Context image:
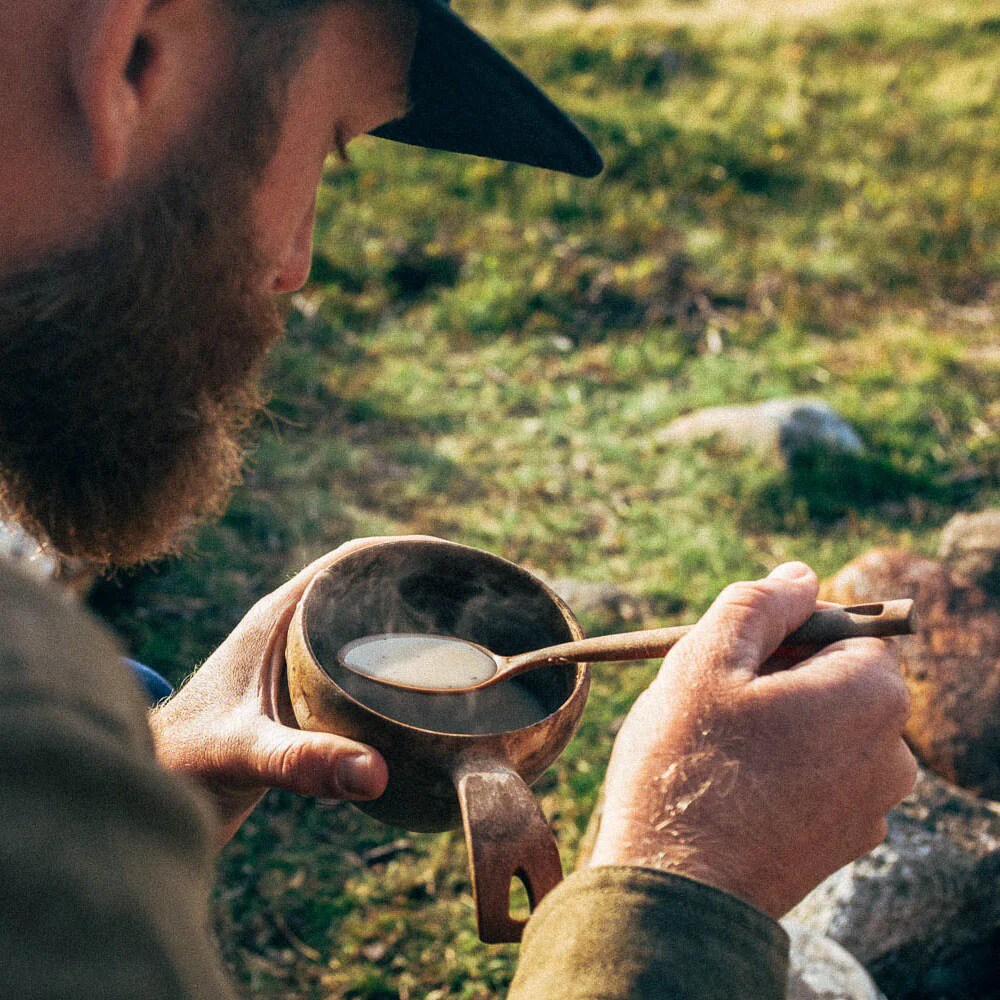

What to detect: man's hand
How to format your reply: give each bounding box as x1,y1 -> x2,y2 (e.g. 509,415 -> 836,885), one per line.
149,538 -> 408,847
589,562 -> 918,919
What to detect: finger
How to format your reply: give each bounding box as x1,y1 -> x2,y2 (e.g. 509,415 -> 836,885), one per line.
663,562 -> 819,681
871,737 -> 919,815
761,638 -> 908,730
760,645 -> 815,673
251,718 -> 388,801
785,634 -> 902,677
752,600 -> 846,673
857,816 -> 889,857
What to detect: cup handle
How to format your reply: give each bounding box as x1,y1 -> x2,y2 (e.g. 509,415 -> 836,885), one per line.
455,762 -> 564,944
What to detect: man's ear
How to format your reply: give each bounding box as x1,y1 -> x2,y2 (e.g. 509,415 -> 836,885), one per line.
68,0 -> 168,182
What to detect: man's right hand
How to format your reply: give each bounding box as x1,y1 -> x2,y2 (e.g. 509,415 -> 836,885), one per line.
588,561 -> 917,919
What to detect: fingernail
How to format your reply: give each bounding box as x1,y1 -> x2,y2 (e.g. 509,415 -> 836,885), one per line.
336,753 -> 378,797
768,561 -> 812,581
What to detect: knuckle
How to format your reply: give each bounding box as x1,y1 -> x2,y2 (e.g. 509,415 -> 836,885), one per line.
266,740 -> 308,786
826,637 -> 891,672
871,741 -> 917,815
867,668 -> 910,727
896,743 -> 919,795
841,816 -> 886,861
844,636 -> 891,661
885,674 -> 912,726
721,580 -> 773,613
835,638 -> 899,685
864,817 -> 889,853
712,583 -> 777,648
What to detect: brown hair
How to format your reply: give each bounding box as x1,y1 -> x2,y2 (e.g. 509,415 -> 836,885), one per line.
0,8 -> 321,567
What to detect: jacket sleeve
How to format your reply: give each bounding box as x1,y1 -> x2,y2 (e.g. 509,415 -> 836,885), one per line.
0,563 -> 236,1000
509,866 -> 789,1000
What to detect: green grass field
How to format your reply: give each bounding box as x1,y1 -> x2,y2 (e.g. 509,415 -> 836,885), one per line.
92,0 -> 998,995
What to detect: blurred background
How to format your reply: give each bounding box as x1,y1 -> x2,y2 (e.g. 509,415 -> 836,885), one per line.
86,0 -> 997,995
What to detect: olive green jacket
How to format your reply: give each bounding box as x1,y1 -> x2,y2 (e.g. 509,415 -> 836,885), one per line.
0,560 -> 788,997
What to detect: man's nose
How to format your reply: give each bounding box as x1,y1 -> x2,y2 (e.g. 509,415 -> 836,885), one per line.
272,203 -> 317,294
272,247 -> 313,294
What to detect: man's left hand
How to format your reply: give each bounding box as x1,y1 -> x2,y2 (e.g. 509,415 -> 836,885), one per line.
149,538 -> 403,847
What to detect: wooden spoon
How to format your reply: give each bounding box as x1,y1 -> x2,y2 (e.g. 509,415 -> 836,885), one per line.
337,599 -> 916,695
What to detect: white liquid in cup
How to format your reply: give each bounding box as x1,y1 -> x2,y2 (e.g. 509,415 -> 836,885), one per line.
341,633 -> 498,690
336,632 -> 551,735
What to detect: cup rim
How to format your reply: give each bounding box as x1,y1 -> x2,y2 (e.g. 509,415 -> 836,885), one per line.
295,536 -> 589,739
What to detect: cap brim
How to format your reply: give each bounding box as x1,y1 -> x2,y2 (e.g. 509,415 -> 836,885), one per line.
370,0 -> 602,178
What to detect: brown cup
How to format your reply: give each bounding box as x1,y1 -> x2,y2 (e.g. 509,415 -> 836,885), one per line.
285,537 -> 591,943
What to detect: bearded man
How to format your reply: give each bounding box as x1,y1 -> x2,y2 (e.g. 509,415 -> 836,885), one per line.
0,1 -> 917,997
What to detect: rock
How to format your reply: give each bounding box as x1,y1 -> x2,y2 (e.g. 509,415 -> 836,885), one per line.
787,768 -> 1000,1000
539,577 -> 650,626
939,510 -> 1000,593
784,924 -> 886,1000
823,548 -> 1000,800
657,397 -> 864,463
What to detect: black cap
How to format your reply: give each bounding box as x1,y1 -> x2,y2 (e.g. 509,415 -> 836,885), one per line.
370,0 -> 603,177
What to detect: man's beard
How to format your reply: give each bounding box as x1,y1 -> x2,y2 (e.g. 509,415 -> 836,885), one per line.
0,29 -> 305,569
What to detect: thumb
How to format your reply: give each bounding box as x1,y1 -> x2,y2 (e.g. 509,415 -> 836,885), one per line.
663,562 -> 819,682
249,718 -> 388,801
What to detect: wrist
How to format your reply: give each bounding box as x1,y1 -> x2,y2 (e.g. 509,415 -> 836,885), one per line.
589,843 -> 722,890
588,829 -> 766,914
589,855 -> 773,917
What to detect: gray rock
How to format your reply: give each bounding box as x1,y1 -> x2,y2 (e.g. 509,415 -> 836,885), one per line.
657,397 -> 865,462
939,510 -> 1000,593
784,924 -> 886,1000
787,768 -> 1000,999
539,577 -> 650,625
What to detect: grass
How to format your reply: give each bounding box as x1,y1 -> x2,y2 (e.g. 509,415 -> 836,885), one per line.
91,0 -> 998,995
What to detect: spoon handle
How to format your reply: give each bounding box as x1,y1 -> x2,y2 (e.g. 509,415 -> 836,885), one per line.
502,599 -> 916,678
